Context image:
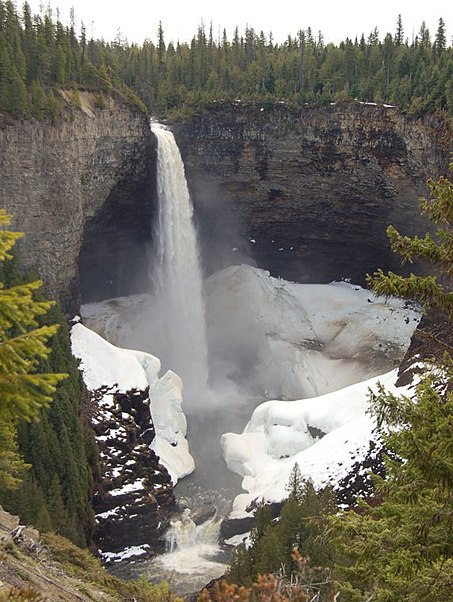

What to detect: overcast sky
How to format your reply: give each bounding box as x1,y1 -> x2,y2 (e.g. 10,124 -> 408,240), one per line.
26,0 -> 451,46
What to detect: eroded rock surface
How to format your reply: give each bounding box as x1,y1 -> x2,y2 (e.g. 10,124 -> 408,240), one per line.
174,102 -> 450,284
0,93 -> 155,312
90,386 -> 176,561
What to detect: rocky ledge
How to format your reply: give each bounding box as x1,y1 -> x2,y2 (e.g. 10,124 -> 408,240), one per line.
88,385 -> 176,562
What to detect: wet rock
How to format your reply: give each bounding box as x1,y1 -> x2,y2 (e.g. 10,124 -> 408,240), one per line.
190,504 -> 217,526
220,502 -> 282,540
87,385 -> 176,558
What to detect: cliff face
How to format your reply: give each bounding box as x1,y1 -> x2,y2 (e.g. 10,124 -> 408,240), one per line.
1,100 -> 449,310
173,102 -> 450,284
89,385 -> 175,560
0,93 -> 155,312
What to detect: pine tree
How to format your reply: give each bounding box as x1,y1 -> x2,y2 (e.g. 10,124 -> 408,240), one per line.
434,18 -> 447,58
395,14 -> 404,46
0,210 -> 66,488
285,461 -> 304,502
368,165 -> 453,319
331,169 -> 453,601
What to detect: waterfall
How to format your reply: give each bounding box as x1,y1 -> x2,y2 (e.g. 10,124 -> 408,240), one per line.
150,123 -> 209,399
145,509 -> 227,593
165,510 -> 222,554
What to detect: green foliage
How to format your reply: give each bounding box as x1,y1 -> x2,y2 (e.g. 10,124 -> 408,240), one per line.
330,170 -> 453,600
227,473 -> 336,587
68,88 -> 81,109
368,164 -> 453,318
0,210 -> 66,489
0,1 -> 144,120
0,211 -> 96,546
6,305 -> 96,546
0,3 -> 451,119
94,91 -> 107,109
330,358 -> 453,601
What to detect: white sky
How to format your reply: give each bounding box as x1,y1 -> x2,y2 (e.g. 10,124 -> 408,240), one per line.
25,1 -> 451,46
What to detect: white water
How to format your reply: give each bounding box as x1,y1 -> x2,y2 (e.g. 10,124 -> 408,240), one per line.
166,509 -> 222,556
150,123 -> 209,399
128,509 -> 228,595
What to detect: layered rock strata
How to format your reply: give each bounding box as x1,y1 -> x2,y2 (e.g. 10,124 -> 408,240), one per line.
0,92 -> 155,312
173,102 -> 450,284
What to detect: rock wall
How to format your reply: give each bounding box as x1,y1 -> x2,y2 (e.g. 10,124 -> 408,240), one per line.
1,99 -> 449,309
89,385 -> 175,560
173,102 -> 451,284
0,92 -> 155,312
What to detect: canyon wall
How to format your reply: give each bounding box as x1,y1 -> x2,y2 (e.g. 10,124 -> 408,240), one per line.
0,99 -> 450,307
173,102 -> 451,284
0,92 -> 155,312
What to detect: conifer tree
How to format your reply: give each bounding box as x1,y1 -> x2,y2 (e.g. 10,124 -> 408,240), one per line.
0,210 -> 66,488
368,165 -> 453,319
331,168 -> 453,601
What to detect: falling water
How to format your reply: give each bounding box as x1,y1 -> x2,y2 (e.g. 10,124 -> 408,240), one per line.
122,509 -> 228,595
150,123 -> 209,399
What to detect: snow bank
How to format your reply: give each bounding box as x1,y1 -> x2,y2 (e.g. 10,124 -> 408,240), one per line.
222,369 -> 405,518
71,323 -> 194,483
205,265 -> 420,399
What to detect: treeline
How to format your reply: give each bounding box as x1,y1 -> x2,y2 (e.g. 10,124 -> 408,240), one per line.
0,1 -> 452,120
0,0 -> 144,119
119,17 -> 453,117
227,467 -> 337,595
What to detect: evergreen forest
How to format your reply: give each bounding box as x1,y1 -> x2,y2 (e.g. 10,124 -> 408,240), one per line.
0,1 -> 452,119
0,214 -> 97,548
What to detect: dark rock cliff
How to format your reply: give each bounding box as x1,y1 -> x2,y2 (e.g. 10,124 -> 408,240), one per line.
1,99 -> 449,310
0,93 -> 156,313
88,385 -> 175,560
173,102 -> 451,285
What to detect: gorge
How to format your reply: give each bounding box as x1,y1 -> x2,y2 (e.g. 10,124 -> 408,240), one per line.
73,119 -> 418,593
1,98 -> 450,311
0,97 -> 450,594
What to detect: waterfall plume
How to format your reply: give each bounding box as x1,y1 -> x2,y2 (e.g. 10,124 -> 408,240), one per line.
150,123 -> 209,400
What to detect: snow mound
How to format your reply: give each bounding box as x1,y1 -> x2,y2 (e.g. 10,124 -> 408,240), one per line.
221,369 -> 407,518
71,323 -> 194,483
205,265 -> 420,399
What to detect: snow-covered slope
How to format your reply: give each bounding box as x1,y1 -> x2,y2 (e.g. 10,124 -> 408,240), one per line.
222,369 -> 407,518
71,322 -> 194,482
205,265 -> 420,399
80,266 -> 420,405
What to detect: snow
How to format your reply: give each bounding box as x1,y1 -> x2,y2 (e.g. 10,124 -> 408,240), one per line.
221,369 -> 407,518
205,265 -> 420,400
96,507 -> 121,520
101,544 -> 151,563
109,480 -> 145,496
71,322 -> 150,392
75,265 -> 420,523
71,323 -> 194,483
